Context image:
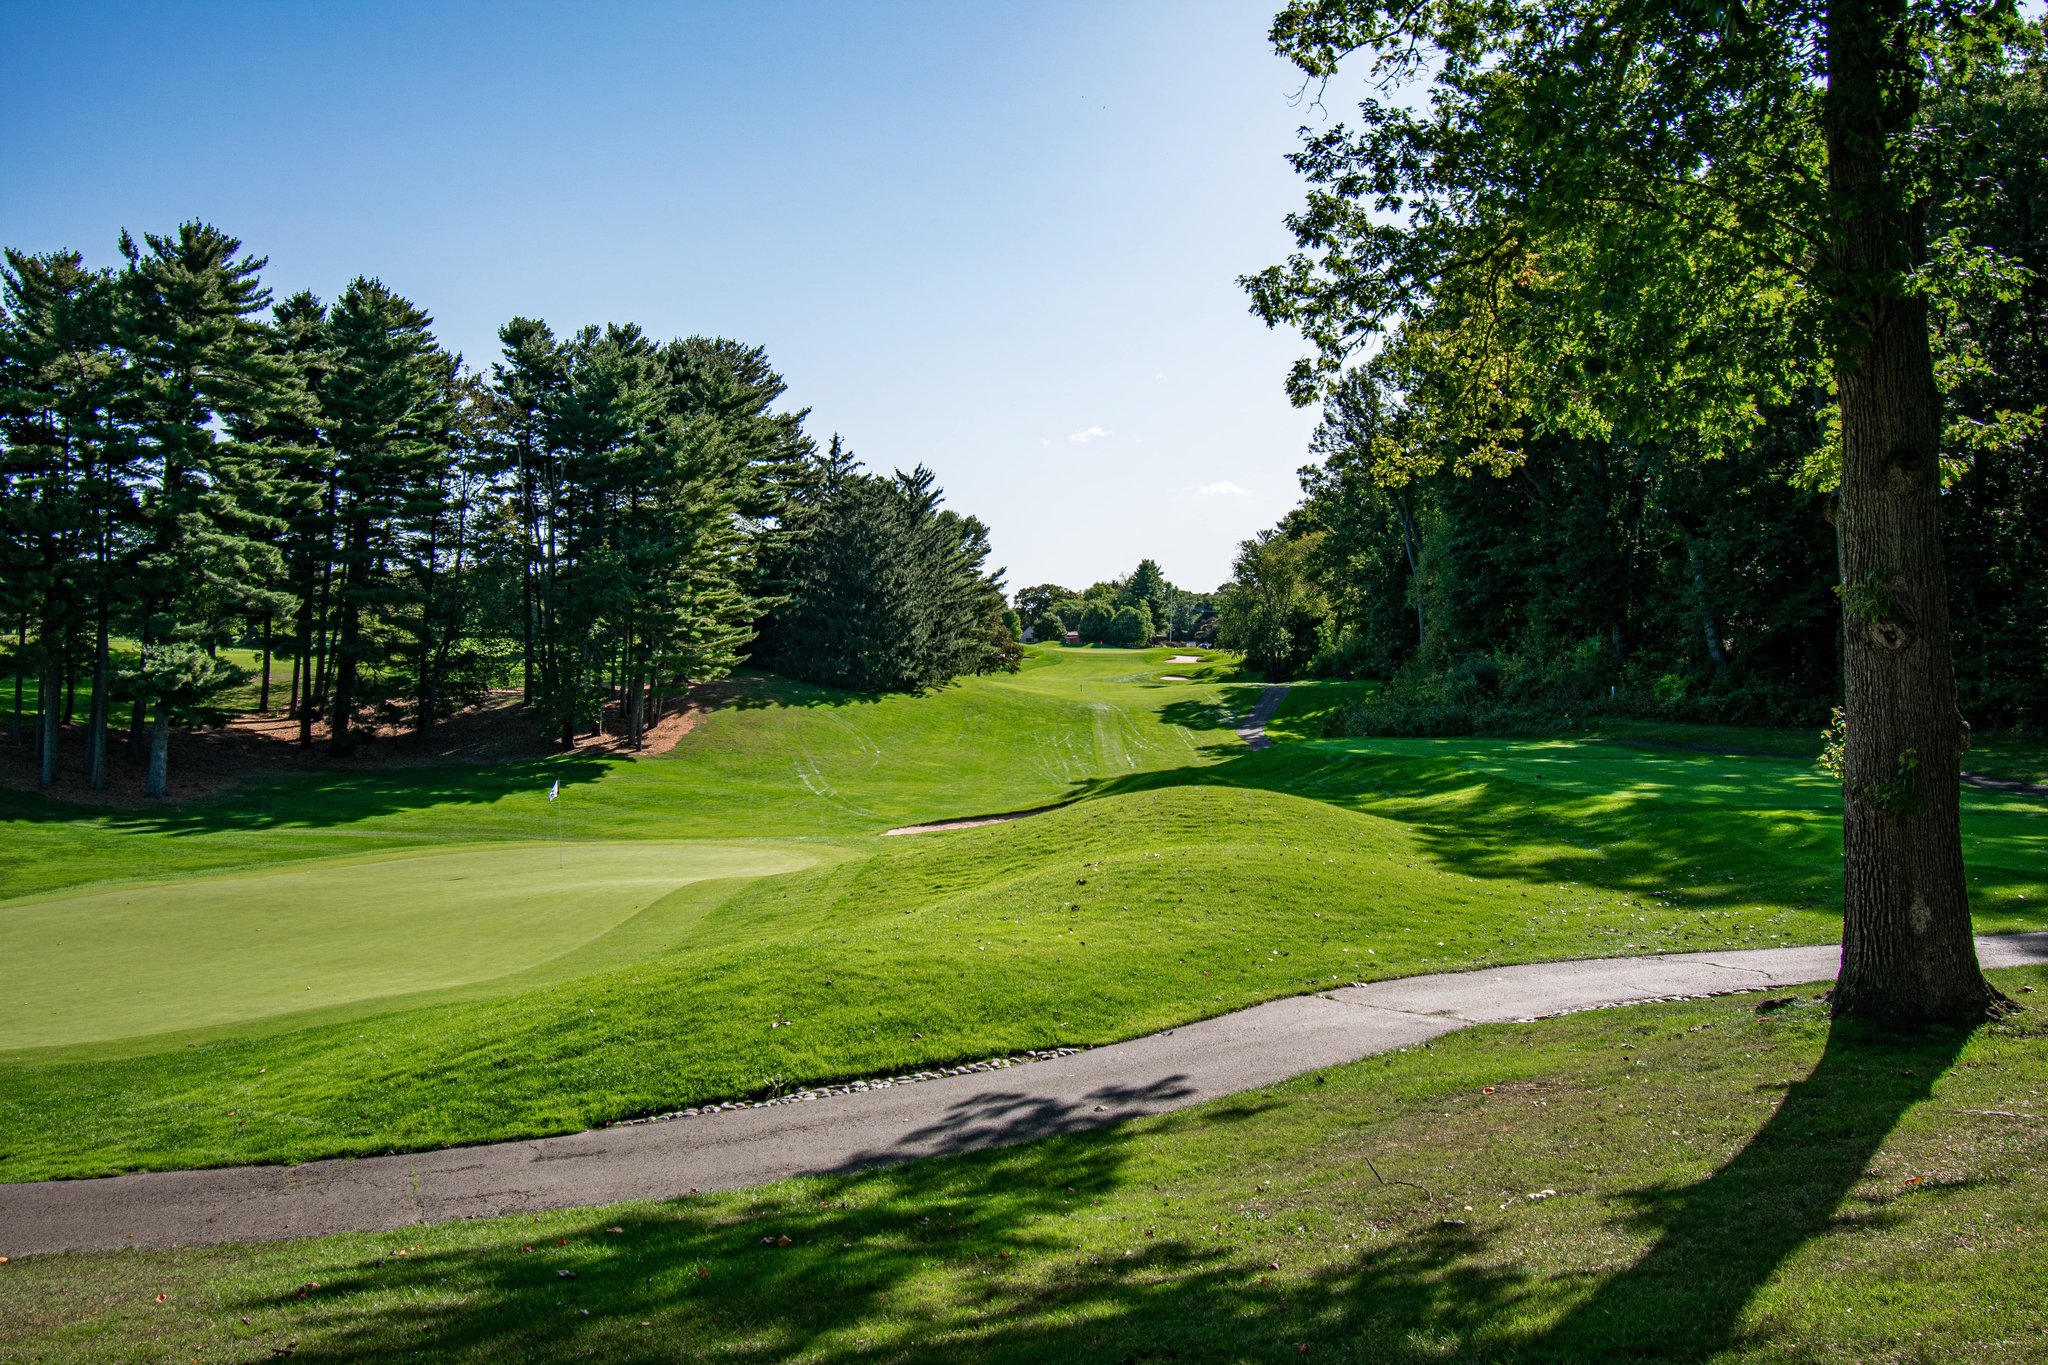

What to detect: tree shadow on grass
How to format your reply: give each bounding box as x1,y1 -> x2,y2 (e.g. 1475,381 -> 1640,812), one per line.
0,751 -> 617,837
215,1020 -> 1975,1363
253,1084 -> 1272,1363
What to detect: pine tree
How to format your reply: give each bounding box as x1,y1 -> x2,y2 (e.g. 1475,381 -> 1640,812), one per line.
0,249 -> 126,788
118,223 -> 285,795
1119,558 -> 1173,637
319,278 -> 455,755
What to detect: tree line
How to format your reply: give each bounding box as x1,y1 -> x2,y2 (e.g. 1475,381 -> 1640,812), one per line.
1,223 -> 1016,794
1243,4 -> 2044,1022
1012,558 -> 1217,648
1225,40 -> 2044,736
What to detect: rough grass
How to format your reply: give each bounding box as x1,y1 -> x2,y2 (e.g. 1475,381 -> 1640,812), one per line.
4,968 -> 2043,1362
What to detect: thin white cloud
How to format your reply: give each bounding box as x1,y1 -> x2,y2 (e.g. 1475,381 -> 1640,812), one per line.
1067,425 -> 1109,443
1197,479 -> 1249,496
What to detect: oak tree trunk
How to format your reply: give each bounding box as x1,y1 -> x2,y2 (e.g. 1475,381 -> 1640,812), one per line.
1825,0 -> 1999,1023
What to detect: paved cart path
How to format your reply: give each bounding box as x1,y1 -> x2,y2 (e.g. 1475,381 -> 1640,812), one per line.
1235,684 -> 1290,751
4,932 -> 2044,1257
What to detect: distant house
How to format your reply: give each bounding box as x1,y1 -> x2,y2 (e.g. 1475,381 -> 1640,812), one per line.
1064,631 -> 1081,646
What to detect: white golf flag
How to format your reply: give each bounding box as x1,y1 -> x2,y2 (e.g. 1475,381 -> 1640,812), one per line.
549,780 -> 560,802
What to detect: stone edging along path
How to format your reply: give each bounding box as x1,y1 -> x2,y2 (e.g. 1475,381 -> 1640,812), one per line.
4,931 -> 2044,1258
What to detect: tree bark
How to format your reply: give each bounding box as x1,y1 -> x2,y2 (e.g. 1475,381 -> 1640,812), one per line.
86,606 -> 110,789
1683,533 -> 1728,675
126,611 -> 151,762
9,618 -> 22,748
146,703 -> 170,799
1393,487 -> 1426,648
38,652 -> 60,787
1824,0 -> 1998,1023
295,592 -> 316,747
258,611 -> 273,714
331,605 -> 360,755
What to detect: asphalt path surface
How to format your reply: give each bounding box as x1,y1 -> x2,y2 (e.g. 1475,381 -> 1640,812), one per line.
6,932 -> 2044,1257
1235,684 -> 1290,751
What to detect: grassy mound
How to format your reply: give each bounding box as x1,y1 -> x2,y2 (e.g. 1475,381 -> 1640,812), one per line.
6,967 -> 2042,1362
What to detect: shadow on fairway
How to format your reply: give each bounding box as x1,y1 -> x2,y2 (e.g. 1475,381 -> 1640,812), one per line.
1071,742 -> 1847,914
0,752 -> 615,837
242,1022 -> 1969,1362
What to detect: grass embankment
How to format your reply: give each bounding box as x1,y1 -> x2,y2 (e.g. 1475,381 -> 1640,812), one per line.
3,649 -> 2045,1180
5,968 -> 2043,1363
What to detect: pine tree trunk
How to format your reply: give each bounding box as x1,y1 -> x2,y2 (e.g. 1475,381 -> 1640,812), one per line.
296,595 -> 316,747
126,612 -> 151,761
259,612 -> 273,713
9,618 -> 22,748
38,653 -> 60,787
330,523 -> 366,756
86,606 -> 110,790
1824,0 -> 1998,1023
331,610 -> 359,755
146,703 -> 170,798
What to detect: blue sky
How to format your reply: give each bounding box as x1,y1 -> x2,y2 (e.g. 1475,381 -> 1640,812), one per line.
1,1 -> 1349,593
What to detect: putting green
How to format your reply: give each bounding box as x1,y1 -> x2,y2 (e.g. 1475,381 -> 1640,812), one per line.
0,841 -> 820,1050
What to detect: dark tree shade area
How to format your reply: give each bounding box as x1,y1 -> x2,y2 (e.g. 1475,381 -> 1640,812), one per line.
0,225 -> 1018,791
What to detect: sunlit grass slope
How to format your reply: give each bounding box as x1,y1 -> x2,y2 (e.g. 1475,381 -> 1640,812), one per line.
3,759 -> 2042,1180
0,841 -> 824,1049
6,968 -> 2043,1363
0,648 -> 1245,902
0,645 -> 2042,1181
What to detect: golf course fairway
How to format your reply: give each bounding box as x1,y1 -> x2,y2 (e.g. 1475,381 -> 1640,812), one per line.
0,840 -> 823,1050
0,647 -> 2042,1182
